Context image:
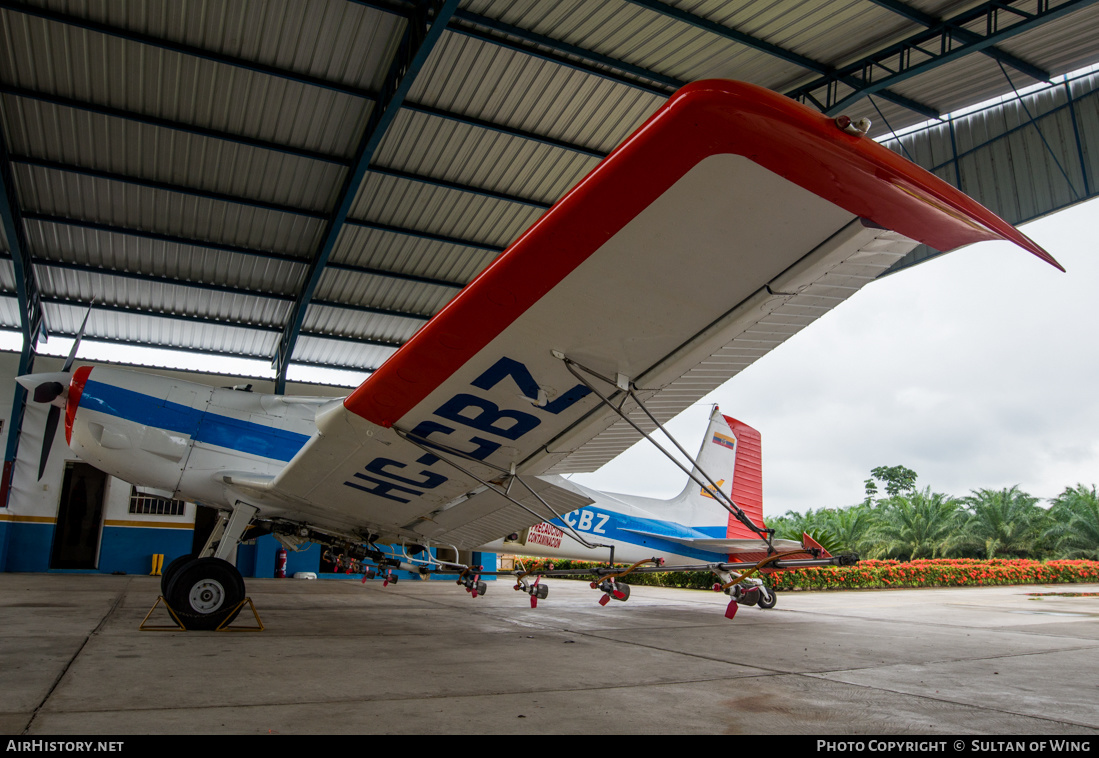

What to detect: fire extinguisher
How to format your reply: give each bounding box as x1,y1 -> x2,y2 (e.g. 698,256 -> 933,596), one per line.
275,547 -> 287,578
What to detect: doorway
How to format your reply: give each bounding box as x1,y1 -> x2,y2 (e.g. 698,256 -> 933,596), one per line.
49,462 -> 107,570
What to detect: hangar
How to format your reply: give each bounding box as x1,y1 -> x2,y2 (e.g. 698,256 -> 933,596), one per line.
0,0 -> 1097,580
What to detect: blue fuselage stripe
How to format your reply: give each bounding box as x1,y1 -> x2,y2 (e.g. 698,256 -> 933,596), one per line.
548,508 -> 727,562
79,380 -> 310,462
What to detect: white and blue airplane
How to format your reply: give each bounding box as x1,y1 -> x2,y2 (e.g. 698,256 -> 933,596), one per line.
15,80 -> 1059,628
478,406 -> 831,612
484,407 -> 785,567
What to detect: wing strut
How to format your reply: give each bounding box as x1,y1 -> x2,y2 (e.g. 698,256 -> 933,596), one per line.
558,354 -> 775,548
392,427 -> 617,560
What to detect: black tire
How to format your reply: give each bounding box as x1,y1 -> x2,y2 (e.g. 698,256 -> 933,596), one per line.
165,557 -> 246,631
757,586 -> 777,609
160,554 -> 196,597
613,582 -> 630,601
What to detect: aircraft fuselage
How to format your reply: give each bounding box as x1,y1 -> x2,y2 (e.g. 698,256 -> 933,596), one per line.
66,365 -> 326,508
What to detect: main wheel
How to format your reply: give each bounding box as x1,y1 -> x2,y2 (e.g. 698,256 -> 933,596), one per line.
160,553 -> 196,597
757,586 -> 777,609
165,557 -> 246,630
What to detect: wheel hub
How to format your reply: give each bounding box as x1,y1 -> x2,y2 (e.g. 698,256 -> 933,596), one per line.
188,579 -> 226,613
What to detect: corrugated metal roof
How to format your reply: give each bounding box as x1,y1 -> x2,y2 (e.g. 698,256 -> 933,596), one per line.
5,97 -> 346,213
43,298 -> 279,357
1,0 -> 1097,383
331,224 -> 496,281
349,169 -> 543,247
25,217 -> 307,293
882,67 -> 1099,273
0,259 -> 14,292
0,294 -> 20,329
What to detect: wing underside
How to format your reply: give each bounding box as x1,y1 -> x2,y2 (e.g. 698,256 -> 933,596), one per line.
257,81 -> 1056,550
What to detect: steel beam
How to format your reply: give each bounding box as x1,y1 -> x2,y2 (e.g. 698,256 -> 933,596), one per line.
449,11 -> 680,96
21,213 -> 476,289
274,0 -> 461,394
626,0 -> 939,119
0,3 -> 605,165
0,106 -> 43,495
0,84 -> 352,167
11,153 -> 540,227
2,82 -> 606,170
867,0 -> 1052,83
35,297 -> 405,350
923,81 -> 1099,175
790,0 -> 1099,117
22,256 -> 436,324
3,326 -> 383,378
0,1 -> 373,101
10,155 -> 329,221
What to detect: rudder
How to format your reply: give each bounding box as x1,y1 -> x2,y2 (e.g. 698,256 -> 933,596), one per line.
721,416 -> 766,539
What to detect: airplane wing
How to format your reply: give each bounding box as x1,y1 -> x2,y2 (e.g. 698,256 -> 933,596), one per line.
252,80 -> 1057,550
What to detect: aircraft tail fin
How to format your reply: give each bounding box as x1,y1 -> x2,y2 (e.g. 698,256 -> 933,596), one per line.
722,416 -> 766,540
672,407 -> 766,538
652,409 -> 836,563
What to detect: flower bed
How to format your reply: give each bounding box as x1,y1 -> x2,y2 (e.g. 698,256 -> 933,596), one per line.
769,558 -> 1099,591
514,557 -> 1099,591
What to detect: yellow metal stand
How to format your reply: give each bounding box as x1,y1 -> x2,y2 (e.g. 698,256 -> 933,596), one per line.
216,598 -> 265,632
138,596 -> 186,631
139,596 -> 264,632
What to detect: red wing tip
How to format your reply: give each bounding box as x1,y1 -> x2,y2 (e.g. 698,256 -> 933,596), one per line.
1042,251 -> 1067,272
1009,232 -> 1063,272
1020,244 -> 1064,272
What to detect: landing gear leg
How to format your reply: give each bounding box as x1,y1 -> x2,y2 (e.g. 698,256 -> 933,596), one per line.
165,503 -> 256,630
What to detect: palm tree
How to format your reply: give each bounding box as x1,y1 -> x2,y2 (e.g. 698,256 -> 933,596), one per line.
955,486 -> 1048,559
867,487 -> 962,560
768,508 -> 845,556
815,503 -> 876,556
1045,484 -> 1099,559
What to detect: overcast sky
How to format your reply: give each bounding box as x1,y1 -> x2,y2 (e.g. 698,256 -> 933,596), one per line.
571,196 -> 1099,518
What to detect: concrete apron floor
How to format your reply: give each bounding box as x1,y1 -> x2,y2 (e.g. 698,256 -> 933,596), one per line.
2,573 -> 1098,735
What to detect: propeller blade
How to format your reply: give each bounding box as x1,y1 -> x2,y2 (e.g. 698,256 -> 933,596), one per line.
38,405 -> 60,480
63,306 -> 93,373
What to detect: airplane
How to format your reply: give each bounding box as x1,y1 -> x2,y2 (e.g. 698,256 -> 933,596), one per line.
477,405 -> 836,616
13,80 -> 1060,630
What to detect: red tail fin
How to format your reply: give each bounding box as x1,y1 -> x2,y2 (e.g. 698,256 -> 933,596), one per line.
722,416 -> 766,539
